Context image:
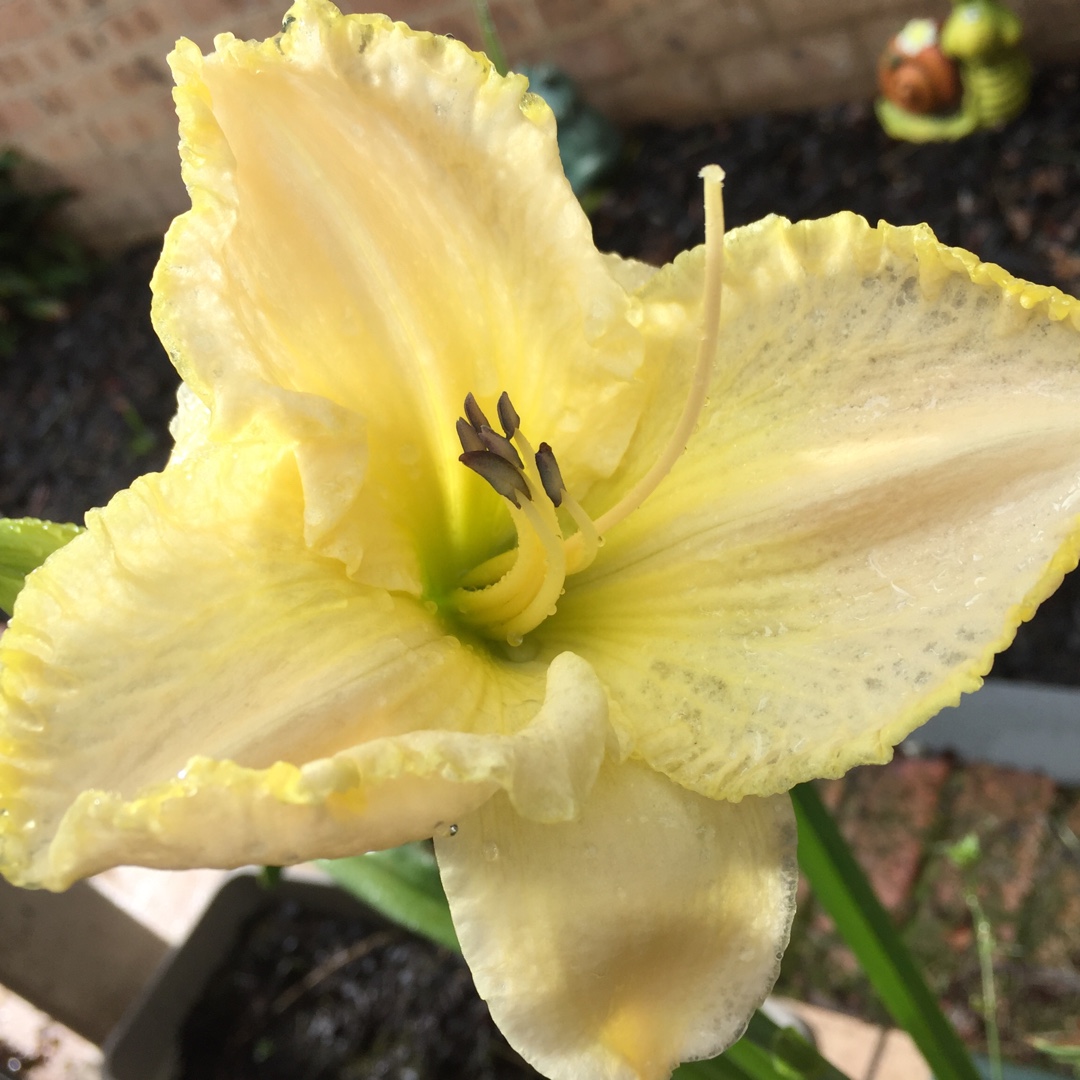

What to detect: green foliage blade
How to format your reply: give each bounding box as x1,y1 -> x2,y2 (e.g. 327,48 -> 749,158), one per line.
674,1055 -> 756,1079
791,782 -> 981,1080
470,0 -> 508,76
319,844 -> 459,952
0,518 -> 82,616
676,1009 -> 852,1080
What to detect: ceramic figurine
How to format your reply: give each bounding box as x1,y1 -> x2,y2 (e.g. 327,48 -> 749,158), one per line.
876,0 -> 1031,141
877,19 -> 962,116
940,0 -> 1031,125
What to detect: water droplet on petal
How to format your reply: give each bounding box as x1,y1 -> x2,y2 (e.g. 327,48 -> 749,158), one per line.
506,633 -> 523,647
483,842 -> 499,862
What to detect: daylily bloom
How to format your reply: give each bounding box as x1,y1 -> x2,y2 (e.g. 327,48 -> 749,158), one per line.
2,2 -> 1080,1077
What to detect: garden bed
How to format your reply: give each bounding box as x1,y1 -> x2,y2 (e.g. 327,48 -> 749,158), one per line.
103,874 -> 538,1080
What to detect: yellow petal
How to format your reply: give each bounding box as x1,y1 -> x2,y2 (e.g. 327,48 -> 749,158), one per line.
167,382 -> 211,462
0,405 -> 609,887
152,0 -> 645,573
436,760 -> 796,1080
551,214 -> 1080,799
31,652 -> 606,890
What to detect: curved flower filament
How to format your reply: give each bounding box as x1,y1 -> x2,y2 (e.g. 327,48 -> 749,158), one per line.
454,166 -> 726,643
453,399 -> 569,642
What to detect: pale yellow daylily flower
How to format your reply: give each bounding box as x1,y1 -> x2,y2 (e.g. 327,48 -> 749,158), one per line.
2,3 -> 1080,1078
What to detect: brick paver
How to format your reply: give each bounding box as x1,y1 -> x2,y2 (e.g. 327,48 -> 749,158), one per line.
779,754 -> 1077,1071
841,756 -> 951,919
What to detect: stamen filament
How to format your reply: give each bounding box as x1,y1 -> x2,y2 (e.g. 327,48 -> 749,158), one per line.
494,498 -> 566,642
561,491 -> 600,573
452,166 -> 725,643
510,428 -> 544,499
455,516 -> 547,624
587,165 -> 726,539
458,547 -> 517,590
454,420 -> 569,638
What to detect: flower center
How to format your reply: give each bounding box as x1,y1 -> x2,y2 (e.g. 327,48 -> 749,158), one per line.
452,165 -> 728,644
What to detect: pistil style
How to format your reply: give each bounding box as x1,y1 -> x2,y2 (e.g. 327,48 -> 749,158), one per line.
454,166 -> 726,643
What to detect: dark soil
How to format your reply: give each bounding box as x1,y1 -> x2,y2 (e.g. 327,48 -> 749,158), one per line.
179,899 -> 538,1080
0,243 -> 174,526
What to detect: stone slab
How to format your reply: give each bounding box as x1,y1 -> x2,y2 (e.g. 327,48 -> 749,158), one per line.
905,679 -> 1080,785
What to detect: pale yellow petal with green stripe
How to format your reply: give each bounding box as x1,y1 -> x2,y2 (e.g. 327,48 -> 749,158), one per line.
436,760 -> 797,1080
152,0 -> 645,580
0,410 -> 609,889
549,214 -> 1080,800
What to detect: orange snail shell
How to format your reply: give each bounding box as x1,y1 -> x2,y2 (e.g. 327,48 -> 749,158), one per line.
878,27 -> 962,115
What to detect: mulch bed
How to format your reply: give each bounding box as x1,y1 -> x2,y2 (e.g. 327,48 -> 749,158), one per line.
179,898 -> 539,1080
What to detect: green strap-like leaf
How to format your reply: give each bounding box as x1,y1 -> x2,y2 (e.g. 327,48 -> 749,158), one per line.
470,0 -> 509,76
791,782 -> 980,1080
319,844 -> 459,952
675,1010 -> 852,1079
0,517 -> 82,617
675,1055 -> 757,1079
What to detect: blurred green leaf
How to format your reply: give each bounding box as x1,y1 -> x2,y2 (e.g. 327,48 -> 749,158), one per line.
676,1009 -> 849,1080
320,843 -> 459,952
792,782 -> 980,1080
0,147 -> 92,348
0,518 -> 83,616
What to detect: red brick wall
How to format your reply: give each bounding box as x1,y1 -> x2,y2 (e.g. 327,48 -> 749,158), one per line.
1,0 -> 1078,248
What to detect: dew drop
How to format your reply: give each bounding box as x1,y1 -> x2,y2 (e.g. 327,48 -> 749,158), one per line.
506,633 -> 523,647
433,821 -> 459,838
500,636 -> 539,662
423,599 -> 438,614
483,842 -> 500,862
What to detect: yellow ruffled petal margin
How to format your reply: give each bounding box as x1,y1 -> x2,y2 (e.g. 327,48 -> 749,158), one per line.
0,393 -> 607,888
550,213 -> 1080,801
152,0 -> 649,584
34,651 -> 606,890
437,761 -> 797,1080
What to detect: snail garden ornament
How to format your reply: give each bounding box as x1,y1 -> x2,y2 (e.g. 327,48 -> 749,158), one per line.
877,19 -> 962,117
876,0 -> 1031,141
